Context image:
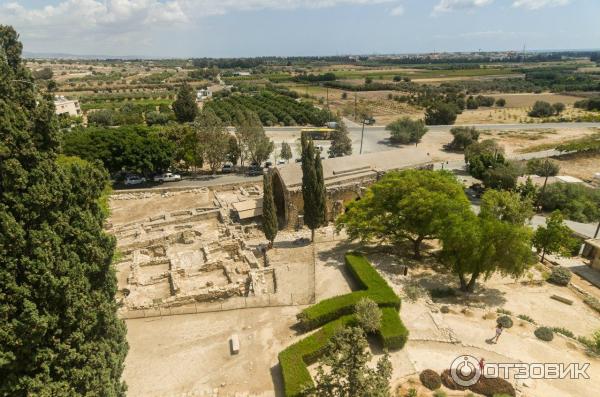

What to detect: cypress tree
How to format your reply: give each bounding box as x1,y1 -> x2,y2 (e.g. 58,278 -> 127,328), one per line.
262,172 -> 278,247
301,135 -> 326,241
172,82 -> 198,123
0,26 -> 128,395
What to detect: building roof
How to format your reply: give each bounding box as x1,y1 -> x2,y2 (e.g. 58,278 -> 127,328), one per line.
232,199 -> 263,220
275,149 -> 432,192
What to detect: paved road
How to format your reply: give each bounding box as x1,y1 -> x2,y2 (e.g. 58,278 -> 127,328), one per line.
265,121 -> 600,161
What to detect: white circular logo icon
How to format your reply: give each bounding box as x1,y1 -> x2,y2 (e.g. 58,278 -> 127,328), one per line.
450,355 -> 481,387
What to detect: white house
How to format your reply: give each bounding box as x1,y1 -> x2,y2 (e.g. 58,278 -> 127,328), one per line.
54,96 -> 81,117
196,88 -> 212,102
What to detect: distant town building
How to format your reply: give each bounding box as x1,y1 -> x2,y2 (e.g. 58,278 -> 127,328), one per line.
196,88 -> 212,102
54,96 -> 81,117
233,71 -> 251,77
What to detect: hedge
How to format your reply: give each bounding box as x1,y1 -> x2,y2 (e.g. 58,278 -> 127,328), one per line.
278,253 -> 408,397
297,253 -> 401,331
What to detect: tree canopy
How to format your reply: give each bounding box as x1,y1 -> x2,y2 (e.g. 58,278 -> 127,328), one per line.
337,169 -> 470,258
533,211 -> 577,263
328,119 -> 353,157
0,24 -> 127,395
385,117 -> 428,144
301,135 -> 326,240
172,82 -> 198,122
262,172 -> 278,245
424,102 -> 457,125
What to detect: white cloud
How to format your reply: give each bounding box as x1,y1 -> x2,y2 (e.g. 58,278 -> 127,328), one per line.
433,0 -> 493,14
0,0 -> 394,44
512,0 -> 571,10
390,5 -> 404,16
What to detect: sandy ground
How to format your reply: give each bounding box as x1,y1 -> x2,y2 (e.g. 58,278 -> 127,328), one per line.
554,152 -> 600,181
109,190 -> 213,226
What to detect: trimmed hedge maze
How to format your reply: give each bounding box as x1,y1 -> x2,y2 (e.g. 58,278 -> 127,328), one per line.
278,253 -> 409,397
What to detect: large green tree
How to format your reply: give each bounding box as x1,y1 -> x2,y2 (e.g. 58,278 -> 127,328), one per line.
337,170 -> 470,258
0,25 -> 128,395
304,327 -> 392,397
301,134 -> 326,241
533,211 -> 577,263
385,117 -> 428,144
440,191 -> 535,292
262,172 -> 278,246
172,82 -> 198,123
235,110 -> 274,166
328,119 -> 353,157
194,109 -> 229,173
280,141 -> 293,163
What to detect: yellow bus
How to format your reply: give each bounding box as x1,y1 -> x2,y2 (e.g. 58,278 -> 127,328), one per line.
300,128 -> 335,140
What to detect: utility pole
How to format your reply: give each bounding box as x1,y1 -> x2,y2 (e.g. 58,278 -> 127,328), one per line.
326,86 -> 329,108
354,93 -> 357,122
359,119 -> 365,155
594,221 -> 599,239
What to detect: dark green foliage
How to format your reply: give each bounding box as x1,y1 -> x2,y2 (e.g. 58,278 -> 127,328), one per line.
297,253 -> 402,331
32,67 -> 53,80
301,136 -> 326,238
552,102 -> 566,114
469,377 -> 516,397
386,117 -> 428,144
204,90 -> 331,126
420,369 -> 442,390
574,96 -> 600,111
547,266 -> 572,286
534,326 -> 554,341
538,183 -> 600,223
526,158 -> 559,176
278,253 -> 408,397
448,126 -> 479,151
464,140 -> 519,189
328,120 -> 352,157
172,83 -> 198,122
337,169 -> 470,259
583,295 -> 600,314
280,141 -> 293,162
0,25 -> 127,395
517,314 -> 536,324
528,101 -> 556,117
425,102 -> 458,125
226,134 -> 241,165
476,95 -> 496,107
305,327 -> 392,397
146,110 -> 174,126
551,327 -> 575,338
62,125 -> 174,175
495,98 -> 506,107
466,96 -> 479,109
262,173 -> 278,244
497,315 -> 514,329
483,162 -> 522,190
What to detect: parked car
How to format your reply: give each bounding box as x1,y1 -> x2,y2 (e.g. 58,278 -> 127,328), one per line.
264,161 -> 273,168
221,163 -> 234,173
153,172 -> 181,183
124,175 -> 146,186
276,159 -> 286,165
364,117 -> 376,125
247,166 -> 263,176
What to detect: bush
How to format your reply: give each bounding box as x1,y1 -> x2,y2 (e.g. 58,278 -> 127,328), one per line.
297,253 -> 401,331
497,315 -> 513,329
440,369 -> 468,391
440,305 -> 450,313
584,295 -> 600,314
279,254 -> 408,397
476,95 -> 495,107
430,287 -> 457,299
496,308 -> 512,315
425,102 -> 458,125
553,102 -> 566,114
547,266 -> 572,286
433,391 -> 448,397
355,297 -> 381,333
534,326 -> 554,341
495,98 -> 506,107
470,377 -> 516,397
539,183 -> 600,223
385,117 -> 428,144
528,101 -> 556,117
448,126 -> 479,151
419,369 -> 442,390
551,327 -> 575,338
526,158 -> 560,176
517,314 -> 535,324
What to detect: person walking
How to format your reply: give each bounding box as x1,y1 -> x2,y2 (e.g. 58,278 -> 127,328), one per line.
491,323 -> 503,344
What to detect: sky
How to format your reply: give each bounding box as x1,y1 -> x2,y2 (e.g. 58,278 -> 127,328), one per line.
1,0 -> 599,58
